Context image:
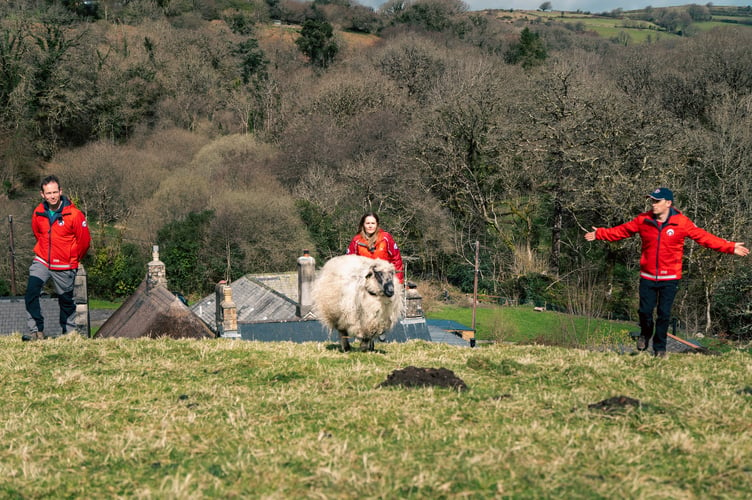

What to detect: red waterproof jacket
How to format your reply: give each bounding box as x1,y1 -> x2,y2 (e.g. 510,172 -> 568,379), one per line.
595,208 -> 736,281
31,196 -> 91,271
346,229 -> 404,283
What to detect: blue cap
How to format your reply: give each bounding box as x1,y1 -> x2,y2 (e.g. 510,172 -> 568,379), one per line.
647,187 -> 673,202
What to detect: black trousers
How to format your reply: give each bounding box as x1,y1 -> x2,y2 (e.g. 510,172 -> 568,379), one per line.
638,278 -> 679,353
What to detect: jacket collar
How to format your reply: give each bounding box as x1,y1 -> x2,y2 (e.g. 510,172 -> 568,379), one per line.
648,206 -> 680,227
38,196 -> 72,222
43,195 -> 71,212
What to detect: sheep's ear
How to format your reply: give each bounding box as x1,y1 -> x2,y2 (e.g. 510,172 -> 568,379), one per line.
365,263 -> 378,279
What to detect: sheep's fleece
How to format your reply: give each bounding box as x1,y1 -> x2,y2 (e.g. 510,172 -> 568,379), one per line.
312,255 -> 404,351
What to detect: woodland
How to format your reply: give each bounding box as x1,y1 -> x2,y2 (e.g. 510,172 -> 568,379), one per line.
1,0 -> 752,339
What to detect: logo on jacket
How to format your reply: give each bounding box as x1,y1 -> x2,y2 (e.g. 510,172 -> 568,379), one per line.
667,229 -> 675,237
58,220 -> 65,226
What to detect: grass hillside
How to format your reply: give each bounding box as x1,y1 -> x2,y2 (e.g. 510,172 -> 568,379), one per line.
492,6 -> 752,43
1,335 -> 751,497
427,303 -> 636,346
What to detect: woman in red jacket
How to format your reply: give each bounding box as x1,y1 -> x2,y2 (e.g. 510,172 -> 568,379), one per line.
346,212 -> 404,284
585,187 -> 748,357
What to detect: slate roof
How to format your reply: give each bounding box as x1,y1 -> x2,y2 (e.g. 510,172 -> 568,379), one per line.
191,275 -> 300,331
425,319 -> 474,347
251,272 -> 300,303
240,316 -> 434,344
628,331 -> 707,354
654,333 -> 706,353
0,296 -> 67,337
96,280 -> 215,339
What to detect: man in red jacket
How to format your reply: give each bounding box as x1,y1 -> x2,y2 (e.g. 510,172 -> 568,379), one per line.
24,175 -> 91,341
585,187 -> 749,357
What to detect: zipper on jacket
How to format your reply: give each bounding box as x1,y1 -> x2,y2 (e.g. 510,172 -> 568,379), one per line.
655,224 -> 662,276
653,218 -> 677,278
46,214 -> 53,265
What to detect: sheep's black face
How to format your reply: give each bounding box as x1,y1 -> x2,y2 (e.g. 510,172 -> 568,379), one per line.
381,274 -> 395,297
367,268 -> 395,297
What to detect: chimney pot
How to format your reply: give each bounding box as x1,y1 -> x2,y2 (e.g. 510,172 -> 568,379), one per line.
297,250 -> 316,318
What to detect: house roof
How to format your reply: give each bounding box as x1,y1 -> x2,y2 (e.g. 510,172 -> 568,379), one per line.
629,331 -> 708,354
191,274 -> 300,331
251,272 -> 300,302
425,319 -> 474,346
240,316 -> 434,344
665,333 -> 707,353
0,297 -> 67,336
96,280 -> 215,339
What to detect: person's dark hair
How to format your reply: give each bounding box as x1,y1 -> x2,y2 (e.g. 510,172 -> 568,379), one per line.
40,175 -> 60,190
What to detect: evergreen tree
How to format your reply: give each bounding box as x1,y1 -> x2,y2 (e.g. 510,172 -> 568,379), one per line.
295,18 -> 339,69
504,28 -> 547,68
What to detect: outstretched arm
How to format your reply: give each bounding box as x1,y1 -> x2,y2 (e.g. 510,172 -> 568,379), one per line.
584,217 -> 640,243
687,223 -> 751,256
734,242 -> 750,257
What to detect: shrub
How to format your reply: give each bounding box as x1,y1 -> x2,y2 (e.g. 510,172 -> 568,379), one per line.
88,241 -> 148,300
711,267 -> 752,341
507,272 -> 564,309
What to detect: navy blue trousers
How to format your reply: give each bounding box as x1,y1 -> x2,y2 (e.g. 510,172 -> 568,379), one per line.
638,278 -> 679,353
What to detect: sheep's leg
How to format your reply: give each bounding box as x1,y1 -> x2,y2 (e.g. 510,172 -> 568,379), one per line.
339,331 -> 351,352
360,338 -> 375,352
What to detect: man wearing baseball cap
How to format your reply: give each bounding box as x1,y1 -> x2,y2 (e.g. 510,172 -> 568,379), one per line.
585,187 -> 749,357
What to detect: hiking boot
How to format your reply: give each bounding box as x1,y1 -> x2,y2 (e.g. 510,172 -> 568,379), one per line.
22,331 -> 45,342
654,350 -> 667,358
636,336 -> 648,351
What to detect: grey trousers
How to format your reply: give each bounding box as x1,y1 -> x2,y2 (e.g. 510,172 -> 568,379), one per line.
25,260 -> 78,334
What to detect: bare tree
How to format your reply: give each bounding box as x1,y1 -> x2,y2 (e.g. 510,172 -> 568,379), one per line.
674,92 -> 752,333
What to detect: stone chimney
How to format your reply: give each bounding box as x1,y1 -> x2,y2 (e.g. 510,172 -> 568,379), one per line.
215,281 -> 239,338
297,249 -> 315,318
74,263 -> 90,337
405,282 -> 424,318
147,245 -> 167,290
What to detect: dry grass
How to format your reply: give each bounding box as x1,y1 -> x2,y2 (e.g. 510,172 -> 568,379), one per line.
0,334 -> 751,498
258,23 -> 381,63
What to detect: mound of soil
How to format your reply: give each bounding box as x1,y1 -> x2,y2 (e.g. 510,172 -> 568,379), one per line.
588,395 -> 641,411
379,366 -> 468,391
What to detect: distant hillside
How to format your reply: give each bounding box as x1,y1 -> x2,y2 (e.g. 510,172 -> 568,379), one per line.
481,4 -> 752,43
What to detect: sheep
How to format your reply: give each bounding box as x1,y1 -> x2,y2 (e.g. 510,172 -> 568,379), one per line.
312,255 -> 404,352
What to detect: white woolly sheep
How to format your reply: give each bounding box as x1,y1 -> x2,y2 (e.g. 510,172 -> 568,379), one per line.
312,255 -> 404,352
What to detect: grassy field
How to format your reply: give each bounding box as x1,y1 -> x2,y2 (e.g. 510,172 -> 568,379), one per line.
1,334 -> 751,498
494,8 -> 752,44
427,303 -> 637,346
495,10 -> 679,43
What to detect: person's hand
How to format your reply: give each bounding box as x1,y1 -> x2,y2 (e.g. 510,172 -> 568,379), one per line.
734,242 -> 750,257
584,226 -> 598,242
